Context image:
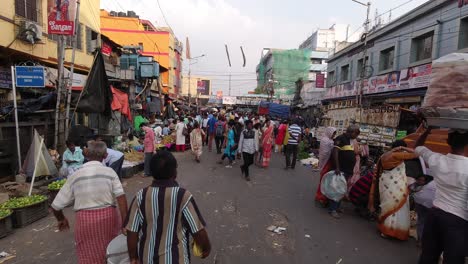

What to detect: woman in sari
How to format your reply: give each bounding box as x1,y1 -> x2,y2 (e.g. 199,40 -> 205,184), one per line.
218,121 -> 236,168
261,119 -> 275,168
315,127 -> 337,206
369,140 -> 418,241
190,122 -> 205,163
275,120 -> 288,153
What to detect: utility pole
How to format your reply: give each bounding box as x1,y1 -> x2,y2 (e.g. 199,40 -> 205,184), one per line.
54,0 -> 65,150
65,0 -> 80,140
351,0 -> 371,111
188,58 -> 191,107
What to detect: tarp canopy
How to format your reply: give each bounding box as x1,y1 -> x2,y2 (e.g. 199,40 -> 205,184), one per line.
258,101 -> 290,119
22,130 -> 58,178
77,51 -> 113,116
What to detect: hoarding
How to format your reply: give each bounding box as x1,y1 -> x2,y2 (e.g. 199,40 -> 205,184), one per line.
325,63 -> 432,100
47,0 -> 77,35
315,73 -> 325,88
197,80 -> 211,95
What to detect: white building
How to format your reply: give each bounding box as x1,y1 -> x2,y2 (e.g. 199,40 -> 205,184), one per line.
299,24 -> 360,53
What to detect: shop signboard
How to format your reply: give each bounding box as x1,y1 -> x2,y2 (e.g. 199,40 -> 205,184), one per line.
15,66 -> 45,87
316,73 -> 325,88
101,42 -> 112,56
0,67 -> 12,89
222,96 -> 237,105
324,63 -> 432,100
47,0 -> 77,35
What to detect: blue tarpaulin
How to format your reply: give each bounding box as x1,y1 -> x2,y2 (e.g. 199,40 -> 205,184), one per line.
258,101 -> 290,119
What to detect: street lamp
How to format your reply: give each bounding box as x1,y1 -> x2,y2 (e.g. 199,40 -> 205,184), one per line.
188,54 -> 206,106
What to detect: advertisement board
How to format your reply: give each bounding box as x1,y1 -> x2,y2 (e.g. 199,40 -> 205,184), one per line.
47,0 -> 76,35
222,96 -> 237,105
325,63 -> 432,100
15,66 -> 45,87
197,80 -> 211,95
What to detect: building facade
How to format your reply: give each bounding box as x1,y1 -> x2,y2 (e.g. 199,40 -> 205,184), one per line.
299,24 -> 359,53
100,10 -> 183,95
0,0 -> 101,179
321,0 -> 468,145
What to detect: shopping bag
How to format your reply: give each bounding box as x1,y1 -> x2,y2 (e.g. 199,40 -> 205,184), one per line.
321,171 -> 347,202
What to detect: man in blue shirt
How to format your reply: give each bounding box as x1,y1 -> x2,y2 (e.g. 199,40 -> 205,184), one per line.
61,141 -> 84,177
207,114 -> 218,152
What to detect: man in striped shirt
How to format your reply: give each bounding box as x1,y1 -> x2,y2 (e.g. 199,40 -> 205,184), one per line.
284,119 -> 302,170
125,151 -> 211,264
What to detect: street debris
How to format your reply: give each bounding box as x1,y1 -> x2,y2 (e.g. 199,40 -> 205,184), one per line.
0,252 -> 15,263
267,225 -> 286,234
305,234 -> 311,238
336,258 -> 343,264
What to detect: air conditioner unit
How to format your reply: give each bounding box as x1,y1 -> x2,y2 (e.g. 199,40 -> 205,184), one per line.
20,21 -> 43,44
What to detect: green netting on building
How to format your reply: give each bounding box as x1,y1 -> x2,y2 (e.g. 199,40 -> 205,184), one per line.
257,49 -> 311,97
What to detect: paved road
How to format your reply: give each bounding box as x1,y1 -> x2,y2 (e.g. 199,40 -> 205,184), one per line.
0,149 -> 419,264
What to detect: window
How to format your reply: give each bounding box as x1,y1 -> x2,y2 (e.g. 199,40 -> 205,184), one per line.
379,47 -> 395,71
340,65 -> 350,82
328,71 -> 335,86
15,0 -> 40,23
458,17 -> 468,49
356,56 -> 368,78
86,27 -> 99,54
411,32 -> 433,63
311,59 -> 322,64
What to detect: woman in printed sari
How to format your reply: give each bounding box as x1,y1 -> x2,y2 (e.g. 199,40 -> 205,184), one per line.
369,140 -> 418,240
190,122 -> 205,163
261,119 -> 275,168
315,127 -> 337,206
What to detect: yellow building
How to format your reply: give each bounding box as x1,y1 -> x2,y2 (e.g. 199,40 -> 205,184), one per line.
0,0 -> 100,74
100,10 -> 183,95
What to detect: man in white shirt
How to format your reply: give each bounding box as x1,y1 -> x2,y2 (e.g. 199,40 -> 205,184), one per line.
413,128 -> 468,264
103,147 -> 125,180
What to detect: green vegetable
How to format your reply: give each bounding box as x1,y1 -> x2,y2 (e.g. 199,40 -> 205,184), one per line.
0,195 -> 47,209
0,209 -> 12,219
48,179 -> 66,190
298,141 -> 309,160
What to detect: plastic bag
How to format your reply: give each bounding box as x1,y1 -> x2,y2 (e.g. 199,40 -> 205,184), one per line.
321,171 -> 347,202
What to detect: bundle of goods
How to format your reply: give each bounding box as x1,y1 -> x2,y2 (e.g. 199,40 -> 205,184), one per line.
422,53 -> 468,129
124,150 -> 144,163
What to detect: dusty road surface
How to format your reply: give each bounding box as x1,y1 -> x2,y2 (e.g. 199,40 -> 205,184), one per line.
0,150 -> 419,264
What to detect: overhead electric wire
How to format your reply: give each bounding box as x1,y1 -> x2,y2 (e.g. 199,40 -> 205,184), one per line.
109,0 -> 163,60
156,0 -> 173,30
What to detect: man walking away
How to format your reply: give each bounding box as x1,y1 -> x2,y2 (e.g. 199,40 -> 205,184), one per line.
330,124 -> 360,218
215,117 -> 226,154
414,128 -> 468,264
141,123 -> 155,177
284,119 -> 302,170
239,120 -> 258,181
207,114 -> 217,152
126,151 -> 211,263
52,140 -> 128,264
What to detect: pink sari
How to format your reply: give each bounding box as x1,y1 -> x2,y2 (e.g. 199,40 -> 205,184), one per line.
262,124 -> 274,168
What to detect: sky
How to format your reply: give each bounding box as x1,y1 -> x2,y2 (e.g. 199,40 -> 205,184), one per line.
100,0 -> 429,96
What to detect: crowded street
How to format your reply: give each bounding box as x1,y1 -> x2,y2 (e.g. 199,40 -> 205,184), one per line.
0,151 -> 419,264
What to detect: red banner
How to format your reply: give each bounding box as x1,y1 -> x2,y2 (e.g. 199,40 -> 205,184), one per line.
316,73 -> 325,88
47,0 -> 76,35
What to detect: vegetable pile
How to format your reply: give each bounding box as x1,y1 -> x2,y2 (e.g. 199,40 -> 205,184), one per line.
0,208 -> 12,219
124,150 -> 144,162
0,195 -> 47,209
48,179 -> 66,191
